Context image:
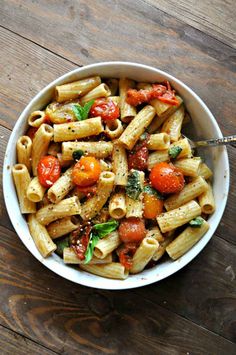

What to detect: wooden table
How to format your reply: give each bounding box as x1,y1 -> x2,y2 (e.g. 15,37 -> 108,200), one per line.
0,1 -> 235,354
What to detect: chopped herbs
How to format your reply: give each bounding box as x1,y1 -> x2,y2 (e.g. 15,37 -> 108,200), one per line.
55,236 -> 69,256
84,220 -> 119,263
126,170 -> 142,200
72,149 -> 84,160
72,100 -> 94,121
143,185 -> 165,199
189,216 -> 204,228
168,146 -> 182,159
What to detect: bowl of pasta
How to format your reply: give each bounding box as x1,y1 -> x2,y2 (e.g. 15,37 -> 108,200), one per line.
3,62 -> 229,289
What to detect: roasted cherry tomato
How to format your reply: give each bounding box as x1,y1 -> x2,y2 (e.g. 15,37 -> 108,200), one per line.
72,156 -> 101,187
37,155 -> 61,188
128,136 -> 149,171
150,162 -> 184,194
26,126 -> 38,140
71,225 -> 91,261
90,98 -> 119,121
119,243 -> 137,270
143,193 -> 164,219
119,218 -> 146,243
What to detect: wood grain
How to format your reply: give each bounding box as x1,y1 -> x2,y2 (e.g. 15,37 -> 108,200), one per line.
0,225 -> 235,354
0,324 -> 57,355
144,0 -> 236,48
0,1 -> 236,137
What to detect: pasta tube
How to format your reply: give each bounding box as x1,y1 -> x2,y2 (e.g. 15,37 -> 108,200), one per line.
198,182 -> 215,214
157,200 -> 202,233
119,78 -> 137,122
109,192 -> 127,219
161,105 -> 185,142
80,263 -> 129,280
47,216 -> 80,239
63,248 -> 112,264
130,237 -> 159,274
31,124 -> 54,176
28,110 -> 46,127
16,135 -> 32,172
174,157 -> 201,177
164,176 -> 208,211
169,138 -> 192,159
146,227 -> 164,243
166,220 -> 210,260
26,177 -> 46,202
119,105 -> 156,150
36,196 -> 81,225
126,170 -> 144,218
147,133 -> 170,150
55,76 -> 101,102
152,233 -> 175,261
94,231 -> 121,258
28,214 -> 56,257
12,164 -> 36,213
198,162 -> 213,180
105,119 -> 124,140
47,166 -> 75,203
147,150 -> 170,169
80,172 -> 115,220
62,141 -> 113,160
112,143 -> 128,186
80,83 -> 111,105
53,116 -> 103,142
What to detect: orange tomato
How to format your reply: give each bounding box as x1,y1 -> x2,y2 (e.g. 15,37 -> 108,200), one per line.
118,218 -> 146,243
143,193 -> 164,219
150,162 -> 184,194
72,156 -> 101,187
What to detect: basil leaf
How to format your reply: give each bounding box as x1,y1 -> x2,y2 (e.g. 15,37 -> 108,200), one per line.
168,146 -> 182,159
189,216 -> 204,228
143,185 -> 165,200
93,220 -> 119,238
126,170 -> 142,200
84,232 -> 100,264
55,236 -> 69,257
72,149 -> 84,161
72,99 -> 94,121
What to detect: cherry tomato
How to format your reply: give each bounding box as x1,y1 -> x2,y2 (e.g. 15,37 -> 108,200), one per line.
26,126 -> 38,140
119,218 -> 146,243
143,193 -> 164,219
119,243 -> 137,269
128,137 -> 149,171
71,225 -> 91,261
90,98 -> 120,121
37,155 -> 61,188
150,162 -> 184,194
72,156 -> 101,187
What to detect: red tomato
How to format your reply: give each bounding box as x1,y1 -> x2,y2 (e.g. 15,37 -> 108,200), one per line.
150,162 -> 184,194
128,136 -> 149,171
72,156 -> 101,187
119,243 -> 137,269
90,98 -> 120,121
119,218 -> 146,243
71,225 -> 91,261
37,155 -> 61,188
26,126 -> 38,140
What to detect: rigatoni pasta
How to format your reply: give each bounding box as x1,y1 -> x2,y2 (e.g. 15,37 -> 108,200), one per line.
13,75 -> 215,280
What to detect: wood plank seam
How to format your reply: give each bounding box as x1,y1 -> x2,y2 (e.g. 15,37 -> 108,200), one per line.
140,0 -> 236,50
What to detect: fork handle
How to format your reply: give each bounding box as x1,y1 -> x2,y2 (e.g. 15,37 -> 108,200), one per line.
195,135 -> 236,148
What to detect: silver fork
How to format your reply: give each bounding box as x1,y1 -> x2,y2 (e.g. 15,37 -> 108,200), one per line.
183,134 -> 236,149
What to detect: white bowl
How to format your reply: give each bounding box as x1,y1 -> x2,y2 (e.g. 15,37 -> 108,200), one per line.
3,62 -> 229,290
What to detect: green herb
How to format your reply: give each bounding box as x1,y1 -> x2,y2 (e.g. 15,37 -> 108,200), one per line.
72,99 -> 94,121
189,216 -> 204,228
84,220 -> 119,263
55,236 -> 69,257
72,149 -> 84,160
168,146 -> 182,159
140,132 -> 148,141
126,170 -> 142,200
143,185 -> 165,200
